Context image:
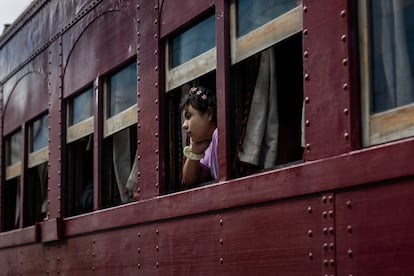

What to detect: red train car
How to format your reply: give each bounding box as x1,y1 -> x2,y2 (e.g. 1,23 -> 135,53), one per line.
0,0 -> 414,274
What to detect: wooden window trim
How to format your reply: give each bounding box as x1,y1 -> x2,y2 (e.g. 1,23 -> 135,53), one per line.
165,46 -> 216,91
104,104 -> 138,138
230,2 -> 302,65
6,162 -> 21,181
67,117 -> 94,143
28,147 -> 49,169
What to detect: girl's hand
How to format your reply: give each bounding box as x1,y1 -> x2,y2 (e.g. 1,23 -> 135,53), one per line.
190,139 -> 211,155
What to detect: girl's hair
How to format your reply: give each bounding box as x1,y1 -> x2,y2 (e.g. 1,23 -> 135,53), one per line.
180,86 -> 217,122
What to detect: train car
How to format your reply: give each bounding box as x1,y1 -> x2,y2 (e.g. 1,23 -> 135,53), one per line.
0,0 -> 414,274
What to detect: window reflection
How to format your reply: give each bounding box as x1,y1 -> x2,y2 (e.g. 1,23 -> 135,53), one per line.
31,115 -> 49,152
109,63 -> 137,117
6,130 -> 22,166
171,15 -> 216,67
70,88 -> 94,125
237,0 -> 299,37
371,0 -> 414,112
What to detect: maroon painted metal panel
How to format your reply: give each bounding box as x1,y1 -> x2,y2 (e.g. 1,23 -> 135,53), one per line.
336,180 -> 414,275
136,0 -> 161,199
62,4 -> 137,97
303,0 -> 360,161
160,0 -> 215,38
0,225 -> 38,248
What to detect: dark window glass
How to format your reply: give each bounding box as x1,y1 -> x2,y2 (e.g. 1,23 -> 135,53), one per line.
237,0 -> 298,37
31,115 -> 49,152
24,163 -> 48,226
70,88 -> 94,125
6,130 -> 22,166
170,15 -> 216,68
3,177 -> 20,231
371,0 -> 414,112
109,63 -> 137,117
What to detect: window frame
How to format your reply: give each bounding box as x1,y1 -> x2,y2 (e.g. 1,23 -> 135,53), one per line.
165,13 -> 217,92
229,0 -> 302,65
359,0 -> 414,146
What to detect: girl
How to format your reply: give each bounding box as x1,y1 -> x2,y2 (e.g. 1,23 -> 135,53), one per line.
180,86 -> 218,186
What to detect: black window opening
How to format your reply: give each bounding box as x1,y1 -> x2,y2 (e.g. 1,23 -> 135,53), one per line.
230,33 -> 304,178
165,72 -> 216,193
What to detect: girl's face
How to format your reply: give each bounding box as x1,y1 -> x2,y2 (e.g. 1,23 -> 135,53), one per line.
182,104 -> 215,143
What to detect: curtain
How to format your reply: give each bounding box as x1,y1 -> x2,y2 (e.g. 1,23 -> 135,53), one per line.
238,47 -> 278,169
374,0 -> 414,111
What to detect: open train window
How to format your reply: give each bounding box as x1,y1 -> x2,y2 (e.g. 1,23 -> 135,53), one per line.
230,0 -> 303,177
25,114 -> 48,226
165,13 -> 217,192
360,0 -> 414,146
102,62 -> 138,207
3,130 -> 22,231
65,87 -> 94,216
165,13 -> 216,91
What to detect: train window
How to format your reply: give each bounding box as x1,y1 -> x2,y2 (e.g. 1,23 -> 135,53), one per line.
230,0 -> 302,64
102,62 -> 138,207
166,13 -> 216,91
65,88 -> 94,216
25,114 -> 48,226
165,73 -> 216,193
360,0 -> 414,145
3,130 -> 22,231
230,0 -> 303,177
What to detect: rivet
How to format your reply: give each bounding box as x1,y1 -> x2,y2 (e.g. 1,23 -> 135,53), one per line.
324,259 -> 329,266
347,225 -> 353,233
220,258 -> 224,264
307,206 -> 312,214
304,73 -> 310,81
342,58 -> 348,66
156,262 -> 159,268
138,155 -> 141,160
155,83 -> 158,88
305,120 -> 310,127
328,210 -> 334,217
156,246 -> 159,251
303,6 -> 308,13
307,229 -> 313,237
330,259 -> 335,266
155,99 -> 158,104
343,108 -> 349,115
155,149 -> 159,154
305,97 -> 310,104
154,19 -> 158,24
138,140 -> 141,144
155,133 -> 159,137
308,252 -> 313,260
330,243 -> 335,250
155,66 -> 158,71
305,143 -> 311,151
341,10 -> 346,18
323,227 -> 328,235
303,29 -> 308,36
219,219 -> 223,225
343,83 -> 348,90
344,132 -> 349,139
329,227 -> 334,234
138,232 -> 141,237
323,243 -> 328,250
322,196 -> 327,203
219,239 -> 224,245
341,34 -> 347,42
156,229 -> 159,234
304,51 -> 309,58
92,267 -> 95,271
138,264 -> 141,269
328,195 -> 333,202
322,211 -> 328,218
347,249 -> 353,257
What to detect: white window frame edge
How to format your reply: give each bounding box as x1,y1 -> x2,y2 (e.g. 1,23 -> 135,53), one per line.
6,162 -> 21,181
28,147 -> 49,168
165,44 -> 217,91
230,2 -> 302,65
359,1 -> 414,146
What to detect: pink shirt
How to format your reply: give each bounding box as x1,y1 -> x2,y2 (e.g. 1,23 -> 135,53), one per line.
200,128 -> 218,180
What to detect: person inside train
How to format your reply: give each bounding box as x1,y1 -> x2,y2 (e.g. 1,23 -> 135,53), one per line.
181,86 -> 218,186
